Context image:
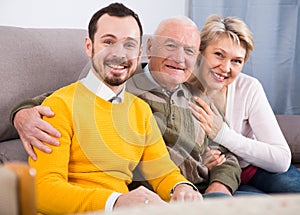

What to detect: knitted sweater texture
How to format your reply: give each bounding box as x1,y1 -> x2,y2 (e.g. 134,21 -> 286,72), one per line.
29,81 -> 188,214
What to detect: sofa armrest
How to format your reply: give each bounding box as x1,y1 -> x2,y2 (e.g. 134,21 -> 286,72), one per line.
0,162 -> 36,215
276,115 -> 300,165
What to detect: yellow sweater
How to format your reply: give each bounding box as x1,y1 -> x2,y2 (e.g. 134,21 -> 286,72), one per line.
29,81 -> 188,214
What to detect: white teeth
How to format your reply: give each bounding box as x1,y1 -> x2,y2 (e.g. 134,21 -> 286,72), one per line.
108,64 -> 124,69
213,72 -> 225,80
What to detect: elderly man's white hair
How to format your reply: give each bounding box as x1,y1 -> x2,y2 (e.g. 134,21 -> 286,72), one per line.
154,16 -> 198,35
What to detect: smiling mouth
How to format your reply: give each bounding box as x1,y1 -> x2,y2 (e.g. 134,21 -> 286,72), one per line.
166,64 -> 184,71
107,63 -> 128,70
211,71 -> 229,81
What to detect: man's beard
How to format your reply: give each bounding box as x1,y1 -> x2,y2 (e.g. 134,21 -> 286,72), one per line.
91,56 -> 133,86
104,73 -> 127,86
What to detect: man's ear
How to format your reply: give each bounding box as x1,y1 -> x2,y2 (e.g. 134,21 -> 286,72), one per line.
85,37 -> 93,58
146,37 -> 152,59
137,44 -> 143,63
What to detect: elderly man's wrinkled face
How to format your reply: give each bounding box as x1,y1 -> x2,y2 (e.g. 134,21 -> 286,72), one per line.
147,22 -> 200,90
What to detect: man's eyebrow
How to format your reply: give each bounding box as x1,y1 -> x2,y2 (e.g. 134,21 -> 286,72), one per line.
99,35 -> 139,44
100,34 -> 117,39
125,37 -> 139,44
164,38 -> 197,49
164,38 -> 176,43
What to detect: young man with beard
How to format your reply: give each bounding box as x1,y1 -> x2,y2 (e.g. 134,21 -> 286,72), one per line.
21,3 -> 201,214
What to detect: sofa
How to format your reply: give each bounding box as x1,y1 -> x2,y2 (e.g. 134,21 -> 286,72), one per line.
0,26 -> 89,163
0,26 -> 300,169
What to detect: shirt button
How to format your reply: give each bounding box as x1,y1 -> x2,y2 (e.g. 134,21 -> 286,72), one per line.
171,114 -> 175,120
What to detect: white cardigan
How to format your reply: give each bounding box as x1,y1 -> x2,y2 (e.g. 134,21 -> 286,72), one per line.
214,73 -> 291,173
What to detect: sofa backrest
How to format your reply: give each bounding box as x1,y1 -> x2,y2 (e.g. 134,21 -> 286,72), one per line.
0,26 -> 89,142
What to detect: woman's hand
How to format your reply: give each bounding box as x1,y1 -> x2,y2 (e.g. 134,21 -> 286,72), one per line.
203,147 -> 226,170
189,96 -> 223,139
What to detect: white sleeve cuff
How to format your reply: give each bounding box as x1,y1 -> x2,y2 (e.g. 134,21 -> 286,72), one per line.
105,192 -> 122,212
213,122 -> 229,143
170,182 -> 198,196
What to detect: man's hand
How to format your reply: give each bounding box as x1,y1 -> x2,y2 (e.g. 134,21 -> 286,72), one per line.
114,186 -> 167,209
13,106 -> 61,160
205,181 -> 232,195
203,147 -> 226,170
170,184 -> 202,203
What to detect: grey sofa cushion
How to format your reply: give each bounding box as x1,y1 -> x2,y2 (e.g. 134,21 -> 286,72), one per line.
276,115 -> 300,164
0,139 -> 27,163
0,26 -> 89,142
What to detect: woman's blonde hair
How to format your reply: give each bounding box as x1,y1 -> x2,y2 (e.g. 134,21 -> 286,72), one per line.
200,14 -> 254,62
188,14 -> 254,90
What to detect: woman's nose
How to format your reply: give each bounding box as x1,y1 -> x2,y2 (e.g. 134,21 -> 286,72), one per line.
220,60 -> 231,72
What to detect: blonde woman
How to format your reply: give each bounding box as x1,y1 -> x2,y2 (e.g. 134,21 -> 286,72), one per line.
189,14 -> 300,193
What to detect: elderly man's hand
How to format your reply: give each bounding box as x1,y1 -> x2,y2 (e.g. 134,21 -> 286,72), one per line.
14,106 -> 61,160
205,182 -> 232,195
170,184 -> 203,203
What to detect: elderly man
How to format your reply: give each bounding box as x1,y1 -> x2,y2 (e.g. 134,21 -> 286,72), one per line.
126,16 -> 241,196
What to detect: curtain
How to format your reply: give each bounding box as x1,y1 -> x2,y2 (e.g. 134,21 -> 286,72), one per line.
189,0 -> 300,115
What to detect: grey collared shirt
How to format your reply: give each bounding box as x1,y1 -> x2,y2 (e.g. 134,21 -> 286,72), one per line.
140,67 -> 205,147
